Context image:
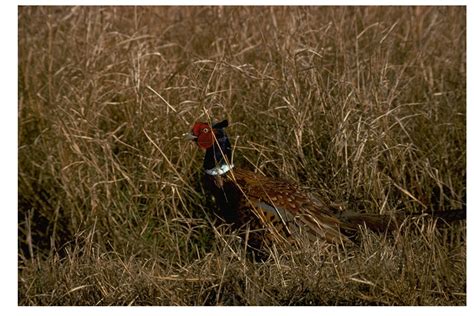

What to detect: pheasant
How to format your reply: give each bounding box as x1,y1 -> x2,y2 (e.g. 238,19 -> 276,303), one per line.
185,119 -> 465,249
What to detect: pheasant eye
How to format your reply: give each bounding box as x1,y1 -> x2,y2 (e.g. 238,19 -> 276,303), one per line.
202,127 -> 209,133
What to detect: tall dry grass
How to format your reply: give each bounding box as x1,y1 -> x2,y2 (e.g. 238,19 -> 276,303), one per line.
18,6 -> 465,305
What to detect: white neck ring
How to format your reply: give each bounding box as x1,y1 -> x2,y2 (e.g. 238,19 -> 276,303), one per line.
204,163 -> 234,176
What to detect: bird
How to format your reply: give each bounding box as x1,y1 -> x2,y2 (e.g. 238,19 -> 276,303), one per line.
185,119 -> 465,250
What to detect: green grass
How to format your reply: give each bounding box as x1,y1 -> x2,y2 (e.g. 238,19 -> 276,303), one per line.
18,6 -> 466,306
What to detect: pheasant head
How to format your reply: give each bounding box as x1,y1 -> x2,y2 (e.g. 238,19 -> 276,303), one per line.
186,119 -> 233,175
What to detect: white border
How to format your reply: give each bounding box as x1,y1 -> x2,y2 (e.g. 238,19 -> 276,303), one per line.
14,0 -> 474,5
4,1 -> 472,315
1,1 -> 19,314
465,1 -> 472,311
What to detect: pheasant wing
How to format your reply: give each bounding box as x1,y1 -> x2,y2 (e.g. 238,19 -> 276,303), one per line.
229,168 -> 346,243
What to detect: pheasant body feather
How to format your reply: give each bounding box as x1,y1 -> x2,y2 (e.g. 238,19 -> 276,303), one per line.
204,167 -> 346,244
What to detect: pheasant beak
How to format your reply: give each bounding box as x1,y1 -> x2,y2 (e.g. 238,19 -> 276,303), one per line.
183,132 -> 198,141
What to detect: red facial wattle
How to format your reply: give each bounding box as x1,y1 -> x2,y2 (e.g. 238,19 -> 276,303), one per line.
192,122 -> 215,149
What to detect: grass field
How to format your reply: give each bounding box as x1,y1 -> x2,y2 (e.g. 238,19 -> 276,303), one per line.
18,6 -> 466,306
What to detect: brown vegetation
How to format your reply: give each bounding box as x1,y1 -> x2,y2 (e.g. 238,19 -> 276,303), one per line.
18,6 -> 465,305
